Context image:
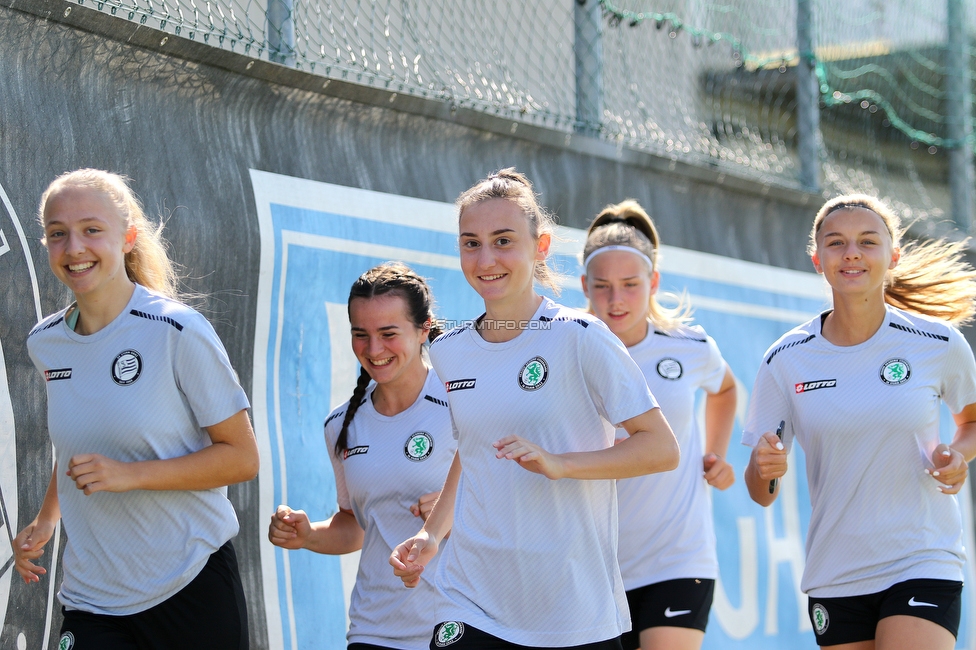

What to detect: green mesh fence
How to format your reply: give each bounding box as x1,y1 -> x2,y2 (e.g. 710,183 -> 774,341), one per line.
63,0 -> 976,221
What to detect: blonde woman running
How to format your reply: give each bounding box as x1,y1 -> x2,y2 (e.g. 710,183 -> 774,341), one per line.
744,194 -> 976,650
13,169 -> 258,650
581,200 -> 736,650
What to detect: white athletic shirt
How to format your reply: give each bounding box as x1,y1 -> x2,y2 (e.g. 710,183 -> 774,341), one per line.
325,369 -> 456,649
26,284 -> 249,615
616,323 -> 727,589
428,298 -> 659,647
743,305 -> 976,598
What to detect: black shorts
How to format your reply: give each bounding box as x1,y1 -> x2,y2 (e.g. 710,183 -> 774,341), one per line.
59,541 -> 248,650
430,621 -> 622,650
807,578 -> 963,647
620,578 -> 714,648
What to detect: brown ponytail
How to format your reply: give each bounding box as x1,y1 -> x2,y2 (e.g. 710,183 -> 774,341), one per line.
456,168 -> 563,294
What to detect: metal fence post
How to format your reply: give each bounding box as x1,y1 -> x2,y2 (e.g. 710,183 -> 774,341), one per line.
947,0 -> 973,232
796,0 -> 821,192
267,0 -> 296,67
575,0 -> 603,136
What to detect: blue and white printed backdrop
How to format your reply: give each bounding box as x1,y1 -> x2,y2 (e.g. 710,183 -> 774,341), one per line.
250,170 -> 975,650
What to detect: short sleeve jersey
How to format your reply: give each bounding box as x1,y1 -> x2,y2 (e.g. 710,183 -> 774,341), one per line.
616,323 -> 727,589
742,306 -> 976,597
428,298 -> 659,647
26,284 -> 250,615
324,369 -> 456,649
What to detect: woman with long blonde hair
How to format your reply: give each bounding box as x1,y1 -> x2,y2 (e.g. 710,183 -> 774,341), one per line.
745,194 -> 976,650
13,169 -> 258,650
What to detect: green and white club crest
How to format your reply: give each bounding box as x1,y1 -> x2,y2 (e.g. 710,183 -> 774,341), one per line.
434,621 -> 465,646
518,356 -> 549,391
811,603 -> 829,635
404,431 -> 434,462
59,632 -> 75,650
880,358 -> 911,385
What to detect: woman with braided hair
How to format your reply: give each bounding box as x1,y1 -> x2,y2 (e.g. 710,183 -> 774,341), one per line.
269,262 -> 456,650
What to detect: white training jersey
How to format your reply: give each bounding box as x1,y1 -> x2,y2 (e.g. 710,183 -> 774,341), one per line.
616,323 -> 727,589
325,369 -> 456,650
26,284 -> 249,615
743,305 -> 976,598
428,298 -> 659,647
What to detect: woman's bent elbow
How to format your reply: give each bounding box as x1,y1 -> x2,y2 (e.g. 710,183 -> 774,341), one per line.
662,437 -> 680,472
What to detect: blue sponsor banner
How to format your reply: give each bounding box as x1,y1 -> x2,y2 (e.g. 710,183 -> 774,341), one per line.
250,170 -> 974,650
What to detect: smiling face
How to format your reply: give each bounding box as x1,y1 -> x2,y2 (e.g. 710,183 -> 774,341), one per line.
349,293 -> 429,388
812,206 -> 899,299
42,186 -> 136,303
458,197 -> 550,313
582,249 -> 658,347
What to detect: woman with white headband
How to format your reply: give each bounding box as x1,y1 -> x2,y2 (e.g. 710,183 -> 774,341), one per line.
581,200 -> 737,650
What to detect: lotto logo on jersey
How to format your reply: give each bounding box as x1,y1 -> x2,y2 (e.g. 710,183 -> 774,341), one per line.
518,356 -> 548,391
445,378 -> 476,392
404,431 -> 434,461
880,358 -> 911,385
111,350 -> 142,386
794,379 -> 837,393
44,368 -> 72,381
344,446 -> 369,459
434,621 -> 465,646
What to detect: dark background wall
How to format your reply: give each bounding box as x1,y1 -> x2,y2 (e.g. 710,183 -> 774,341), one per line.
0,1 -> 901,648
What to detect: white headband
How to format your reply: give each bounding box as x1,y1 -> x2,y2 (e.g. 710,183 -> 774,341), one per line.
583,245 -> 655,271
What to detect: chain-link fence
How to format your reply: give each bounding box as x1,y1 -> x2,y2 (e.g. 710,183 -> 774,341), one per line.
64,0 -> 976,224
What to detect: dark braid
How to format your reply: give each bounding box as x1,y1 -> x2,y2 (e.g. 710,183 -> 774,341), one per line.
334,367 -> 371,458
333,261 -> 440,458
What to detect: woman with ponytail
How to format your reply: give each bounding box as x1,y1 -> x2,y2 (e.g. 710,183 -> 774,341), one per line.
390,170 -> 678,650
13,169 -> 258,649
581,200 -> 737,650
744,194 -> 976,649
269,262 -> 455,650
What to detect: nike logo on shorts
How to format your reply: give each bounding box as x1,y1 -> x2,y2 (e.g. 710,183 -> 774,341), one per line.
664,607 -> 692,618
908,597 -> 938,608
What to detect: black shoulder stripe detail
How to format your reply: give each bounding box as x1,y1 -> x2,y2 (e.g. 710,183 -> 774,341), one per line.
653,329 -> 706,343
324,410 -> 345,427
28,317 -> 64,338
129,309 -> 184,331
538,315 -> 589,328
766,334 -> 816,365
432,327 -> 467,345
424,395 -> 449,408
888,322 -> 949,341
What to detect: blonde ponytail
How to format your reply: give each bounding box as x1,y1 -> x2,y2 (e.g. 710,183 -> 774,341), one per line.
583,199 -> 693,331
39,169 -> 179,299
